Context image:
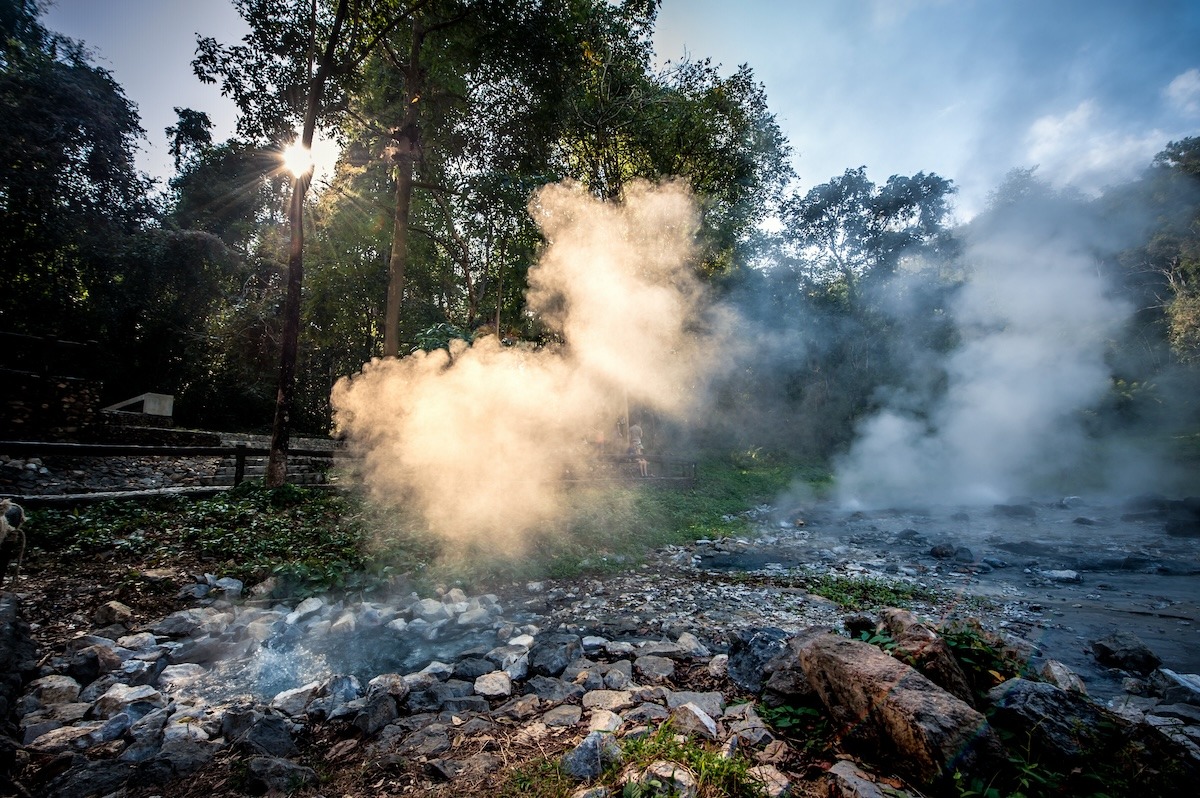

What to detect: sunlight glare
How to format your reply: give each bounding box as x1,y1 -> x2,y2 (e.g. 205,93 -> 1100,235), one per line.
282,141 -> 314,177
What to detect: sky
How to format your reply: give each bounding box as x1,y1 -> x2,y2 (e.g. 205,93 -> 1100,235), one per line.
43,0 -> 1200,219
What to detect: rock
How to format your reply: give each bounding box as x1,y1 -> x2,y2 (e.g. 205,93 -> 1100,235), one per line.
1042,569 -> 1082,583
158,663 -> 206,692
28,674 -> 82,705
675,632 -> 711,659
245,756 -> 319,793
474,671 -> 513,699
666,691 -> 724,719
289,596 -> 324,623
826,760 -> 905,797
603,660 -> 633,690
625,703 -> 670,724
271,680 -> 321,717
544,704 -> 583,727
93,683 -> 166,721
1037,659 -> 1088,695
307,673 -> 362,721
582,690 -> 636,712
93,600 -> 133,626
727,627 -> 790,693
993,503 -> 1036,519
454,657 -> 496,680
1092,631 -> 1162,675
987,678 -> 1126,760
880,608 -> 974,705
634,654 -> 675,682
708,653 -> 729,679
1150,669 -> 1200,705
42,759 -> 133,797
929,543 -> 957,559
561,731 -> 624,780
788,631 -> 1001,785
668,702 -> 719,740
213,576 -> 243,598
530,633 -> 583,677
494,693 -> 542,720
747,764 -> 791,798
623,760 -> 697,797
588,708 -> 623,732
224,709 -> 298,757
525,675 -> 585,704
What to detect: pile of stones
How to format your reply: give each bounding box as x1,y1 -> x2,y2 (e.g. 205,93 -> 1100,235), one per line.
5,579 -> 1200,796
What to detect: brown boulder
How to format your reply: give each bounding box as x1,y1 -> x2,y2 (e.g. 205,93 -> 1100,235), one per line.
788,631 -> 1002,786
879,608 -> 975,705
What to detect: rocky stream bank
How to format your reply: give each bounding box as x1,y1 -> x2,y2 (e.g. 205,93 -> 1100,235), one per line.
4,498 -> 1200,797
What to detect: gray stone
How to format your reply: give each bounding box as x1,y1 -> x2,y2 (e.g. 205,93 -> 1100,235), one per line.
625,702 -> 670,724
625,760 -> 697,797
245,756 -> 319,793
1151,669 -> 1200,705
634,655 -> 675,682
988,678 -> 1126,761
544,704 -> 583,727
666,691 -> 724,719
271,680 -> 321,716
530,633 -> 584,677
669,702 -> 719,741
561,730 -> 623,780
748,764 -> 792,798
525,675 -> 585,704
493,693 -> 541,720
583,690 -> 635,712
727,627 -> 790,693
1092,631 -> 1162,675
93,683 -> 166,721
588,708 -> 623,732
474,671 -> 513,699
28,674 -> 81,705
225,709 -> 297,757
826,760 -> 901,798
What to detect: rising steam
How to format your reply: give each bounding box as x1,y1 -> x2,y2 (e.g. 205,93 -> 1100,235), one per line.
331,180 -> 719,551
834,206 -> 1132,507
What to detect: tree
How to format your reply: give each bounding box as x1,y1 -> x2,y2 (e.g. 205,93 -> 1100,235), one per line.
781,167 -> 955,292
166,107 -> 214,170
195,0 -> 405,485
0,0 -> 150,336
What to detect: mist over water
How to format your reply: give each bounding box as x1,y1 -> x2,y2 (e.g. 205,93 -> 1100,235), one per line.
834,205 -> 1134,508
331,181 -> 725,551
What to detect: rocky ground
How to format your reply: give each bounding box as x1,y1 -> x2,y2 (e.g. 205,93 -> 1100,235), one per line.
3,464 -> 1200,797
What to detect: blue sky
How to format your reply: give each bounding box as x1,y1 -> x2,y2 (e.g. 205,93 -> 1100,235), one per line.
44,0 -> 1200,218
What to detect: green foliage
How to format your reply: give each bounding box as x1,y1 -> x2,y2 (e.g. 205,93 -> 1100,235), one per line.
497,758 -> 575,798
26,485 -> 371,592
800,573 -> 942,611
615,723 -> 766,797
758,703 -> 834,757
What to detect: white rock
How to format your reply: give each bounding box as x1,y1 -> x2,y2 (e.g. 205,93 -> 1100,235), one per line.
474,671 -> 513,698
272,681 -> 322,716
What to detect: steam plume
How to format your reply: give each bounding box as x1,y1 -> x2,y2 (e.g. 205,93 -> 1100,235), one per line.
834,207 -> 1132,507
331,180 -> 718,550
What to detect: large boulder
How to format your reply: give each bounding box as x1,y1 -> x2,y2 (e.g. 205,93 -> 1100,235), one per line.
783,630 -> 1002,785
879,608 -> 974,705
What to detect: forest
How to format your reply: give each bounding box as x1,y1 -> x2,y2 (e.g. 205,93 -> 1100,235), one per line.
2,0 -> 1198,464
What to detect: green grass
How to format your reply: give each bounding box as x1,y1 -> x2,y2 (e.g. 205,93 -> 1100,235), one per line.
24,450 -> 828,598
800,572 -> 943,611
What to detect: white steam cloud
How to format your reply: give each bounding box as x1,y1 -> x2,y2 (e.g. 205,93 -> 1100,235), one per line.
834,215 -> 1131,507
331,180 -> 721,551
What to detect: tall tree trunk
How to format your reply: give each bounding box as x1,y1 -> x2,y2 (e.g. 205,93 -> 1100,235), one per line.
267,0 -> 350,487
383,18 -> 425,358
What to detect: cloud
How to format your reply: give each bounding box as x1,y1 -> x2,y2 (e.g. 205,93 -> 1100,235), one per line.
1165,67 -> 1200,116
1024,100 -> 1167,195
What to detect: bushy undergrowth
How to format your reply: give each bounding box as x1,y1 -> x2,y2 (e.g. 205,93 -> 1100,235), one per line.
24,451 -> 824,597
